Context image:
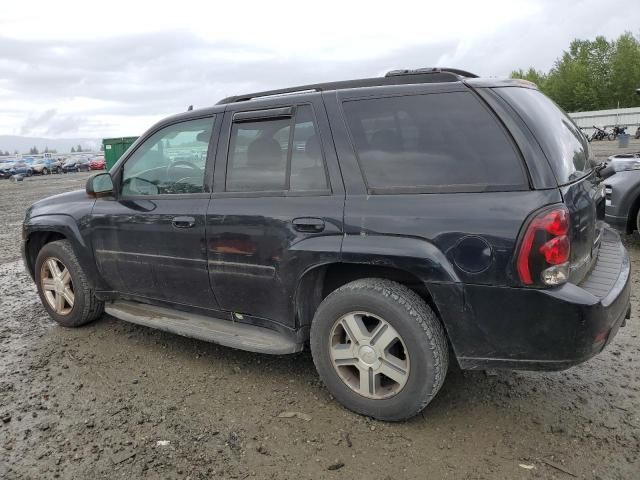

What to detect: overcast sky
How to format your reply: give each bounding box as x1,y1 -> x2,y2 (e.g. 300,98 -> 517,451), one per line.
0,0 -> 637,139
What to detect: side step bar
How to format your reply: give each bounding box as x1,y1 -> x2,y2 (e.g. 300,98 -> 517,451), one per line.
105,301 -> 302,355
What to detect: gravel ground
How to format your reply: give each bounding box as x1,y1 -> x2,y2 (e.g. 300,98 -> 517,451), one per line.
1,142 -> 639,479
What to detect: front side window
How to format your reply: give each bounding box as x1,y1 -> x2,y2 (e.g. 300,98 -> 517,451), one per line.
122,117 -> 215,195
342,92 -> 527,192
226,105 -> 328,192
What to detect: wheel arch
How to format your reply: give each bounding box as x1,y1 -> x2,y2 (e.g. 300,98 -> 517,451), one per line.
24,230 -> 67,278
627,189 -> 640,233
23,215 -> 101,288
293,262 -> 458,353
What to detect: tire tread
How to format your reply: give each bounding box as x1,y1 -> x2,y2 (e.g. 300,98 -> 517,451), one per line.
36,240 -> 104,327
313,278 -> 449,420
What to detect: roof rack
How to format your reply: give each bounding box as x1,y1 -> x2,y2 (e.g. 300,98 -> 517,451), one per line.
216,67 -> 478,105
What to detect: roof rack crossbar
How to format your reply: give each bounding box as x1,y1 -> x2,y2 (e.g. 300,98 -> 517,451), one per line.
216,67 -> 477,105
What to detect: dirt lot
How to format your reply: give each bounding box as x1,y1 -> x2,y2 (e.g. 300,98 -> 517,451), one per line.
1,142 -> 639,480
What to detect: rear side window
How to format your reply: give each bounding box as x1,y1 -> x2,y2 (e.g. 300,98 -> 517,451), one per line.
226,105 -> 329,192
341,92 -> 526,192
495,87 -> 590,185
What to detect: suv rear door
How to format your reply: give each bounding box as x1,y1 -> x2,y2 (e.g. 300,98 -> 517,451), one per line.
207,95 -> 344,327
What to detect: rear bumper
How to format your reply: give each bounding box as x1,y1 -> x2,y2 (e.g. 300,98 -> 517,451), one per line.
456,228 -> 631,371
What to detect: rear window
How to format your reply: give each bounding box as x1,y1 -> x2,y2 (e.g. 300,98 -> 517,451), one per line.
341,91 -> 527,192
495,87 -> 591,185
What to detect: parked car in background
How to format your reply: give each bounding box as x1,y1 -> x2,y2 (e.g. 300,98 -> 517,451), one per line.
0,158 -> 16,178
31,158 -> 63,175
89,155 -> 106,170
62,156 -> 91,173
22,68 -> 631,421
604,152 -> 640,234
0,157 -> 16,178
1,159 -> 33,178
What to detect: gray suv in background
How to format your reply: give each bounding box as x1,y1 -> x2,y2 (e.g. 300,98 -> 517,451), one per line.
605,152 -> 640,234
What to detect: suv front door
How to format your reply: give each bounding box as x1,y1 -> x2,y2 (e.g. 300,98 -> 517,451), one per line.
92,115 -> 221,309
207,96 -> 344,327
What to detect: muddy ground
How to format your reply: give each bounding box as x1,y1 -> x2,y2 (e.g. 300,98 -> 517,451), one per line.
1,142 -> 639,480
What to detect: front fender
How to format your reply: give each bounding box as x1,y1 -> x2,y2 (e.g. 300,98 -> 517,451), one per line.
23,214 -> 102,289
607,170 -> 640,221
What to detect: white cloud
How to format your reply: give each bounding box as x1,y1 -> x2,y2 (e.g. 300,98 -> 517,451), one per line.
0,0 -> 637,139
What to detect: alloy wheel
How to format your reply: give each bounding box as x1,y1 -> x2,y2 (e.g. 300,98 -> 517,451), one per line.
329,311 -> 410,399
40,257 -> 75,315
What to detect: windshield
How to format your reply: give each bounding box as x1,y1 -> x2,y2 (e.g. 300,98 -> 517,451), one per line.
495,87 -> 591,185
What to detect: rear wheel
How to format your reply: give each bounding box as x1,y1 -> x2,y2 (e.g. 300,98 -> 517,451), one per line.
310,278 -> 448,421
42,167 -> 50,175
608,133 -> 616,141
35,240 -> 104,327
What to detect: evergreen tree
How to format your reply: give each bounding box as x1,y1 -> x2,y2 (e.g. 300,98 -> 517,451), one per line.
512,32 -> 640,112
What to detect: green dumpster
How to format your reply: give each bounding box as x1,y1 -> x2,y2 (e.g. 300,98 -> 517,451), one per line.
102,136 -> 138,170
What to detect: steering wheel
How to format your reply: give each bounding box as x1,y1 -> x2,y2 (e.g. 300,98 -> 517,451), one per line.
167,160 -> 201,178
166,160 -> 203,193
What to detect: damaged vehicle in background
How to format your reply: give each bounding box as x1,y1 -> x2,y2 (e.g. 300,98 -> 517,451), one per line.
22,68 -> 631,421
1,159 -> 33,178
604,152 -> 640,235
89,155 -> 107,170
61,156 -> 91,173
31,158 -> 63,175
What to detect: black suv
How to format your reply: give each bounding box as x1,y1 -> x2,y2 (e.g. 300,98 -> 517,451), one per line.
22,68 -> 631,421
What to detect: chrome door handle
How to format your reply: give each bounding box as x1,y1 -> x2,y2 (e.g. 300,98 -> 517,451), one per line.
292,217 -> 325,232
172,216 -> 195,229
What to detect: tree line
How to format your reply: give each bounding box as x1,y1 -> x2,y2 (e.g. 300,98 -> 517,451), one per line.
511,32 -> 640,113
0,144 -> 87,156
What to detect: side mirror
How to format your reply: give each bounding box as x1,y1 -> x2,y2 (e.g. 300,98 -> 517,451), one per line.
86,172 -> 114,197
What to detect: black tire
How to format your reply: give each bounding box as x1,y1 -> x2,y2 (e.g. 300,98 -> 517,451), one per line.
34,240 -> 104,327
310,278 -> 449,421
42,168 -> 50,175
57,166 -> 62,174
608,133 -> 616,141
26,169 -> 33,177
636,208 -> 640,234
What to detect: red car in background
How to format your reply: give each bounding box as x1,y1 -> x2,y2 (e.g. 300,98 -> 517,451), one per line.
89,156 -> 106,170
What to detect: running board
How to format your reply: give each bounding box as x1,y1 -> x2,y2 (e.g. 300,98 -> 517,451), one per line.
105,301 -> 302,355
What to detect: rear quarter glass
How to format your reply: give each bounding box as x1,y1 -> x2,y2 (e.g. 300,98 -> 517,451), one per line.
494,87 -> 591,185
340,91 -> 528,192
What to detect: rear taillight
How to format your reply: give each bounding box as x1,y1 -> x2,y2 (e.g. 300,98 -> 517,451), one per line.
516,206 -> 570,286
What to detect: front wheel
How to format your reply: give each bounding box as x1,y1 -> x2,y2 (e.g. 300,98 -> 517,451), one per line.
42,168 -> 50,175
310,278 -> 449,421
608,133 -> 616,141
35,240 -> 104,327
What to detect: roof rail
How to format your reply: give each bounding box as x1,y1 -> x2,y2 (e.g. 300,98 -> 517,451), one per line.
385,67 -> 478,78
216,67 -> 477,105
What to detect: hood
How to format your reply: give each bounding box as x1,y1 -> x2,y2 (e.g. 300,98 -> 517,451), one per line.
26,190 -> 90,219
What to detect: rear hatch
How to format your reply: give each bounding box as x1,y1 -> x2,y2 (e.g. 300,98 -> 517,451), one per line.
495,86 -> 605,284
